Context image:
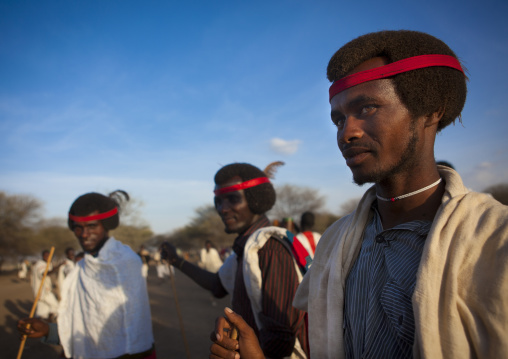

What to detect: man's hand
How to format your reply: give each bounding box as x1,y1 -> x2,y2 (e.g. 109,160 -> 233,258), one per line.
209,307 -> 265,359
17,318 -> 50,339
161,241 -> 180,264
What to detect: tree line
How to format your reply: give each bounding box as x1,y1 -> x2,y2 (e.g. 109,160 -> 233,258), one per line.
2,182 -> 507,270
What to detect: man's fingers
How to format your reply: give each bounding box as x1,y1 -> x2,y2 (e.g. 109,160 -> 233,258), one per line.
223,307 -> 255,337
213,314 -> 239,351
209,343 -> 240,359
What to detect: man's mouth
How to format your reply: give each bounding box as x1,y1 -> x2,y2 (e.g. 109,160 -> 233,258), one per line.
222,217 -> 236,225
341,147 -> 371,167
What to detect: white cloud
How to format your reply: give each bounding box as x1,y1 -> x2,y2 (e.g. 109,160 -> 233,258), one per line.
269,137 -> 302,155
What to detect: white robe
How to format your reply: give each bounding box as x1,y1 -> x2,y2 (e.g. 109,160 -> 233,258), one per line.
31,259 -> 59,319
58,258 -> 75,299
293,167 -> 508,358
58,237 -> 154,359
199,247 -> 223,272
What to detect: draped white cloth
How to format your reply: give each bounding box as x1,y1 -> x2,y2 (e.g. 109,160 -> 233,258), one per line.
293,167 -> 508,358
199,247 -> 223,272
31,259 -> 59,319
58,237 -> 153,359
58,258 -> 75,299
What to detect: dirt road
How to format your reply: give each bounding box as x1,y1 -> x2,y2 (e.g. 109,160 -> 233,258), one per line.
1,266 -> 230,359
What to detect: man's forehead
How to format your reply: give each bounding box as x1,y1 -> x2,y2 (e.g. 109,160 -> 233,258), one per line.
330,78 -> 396,111
73,219 -> 100,226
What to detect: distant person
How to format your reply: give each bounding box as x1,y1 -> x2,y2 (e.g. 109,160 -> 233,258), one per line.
210,30 -> 508,359
57,247 -> 75,299
138,245 -> 151,279
199,240 -> 223,272
281,216 -> 298,234
164,162 -> 309,358
30,249 -> 60,322
296,211 -> 322,258
18,191 -> 155,359
154,245 -> 174,282
18,259 -> 28,281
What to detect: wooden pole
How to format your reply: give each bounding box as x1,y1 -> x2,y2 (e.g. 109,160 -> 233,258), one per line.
16,246 -> 55,359
167,263 -> 191,359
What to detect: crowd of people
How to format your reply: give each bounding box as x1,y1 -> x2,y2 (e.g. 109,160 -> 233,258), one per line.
17,30 -> 508,359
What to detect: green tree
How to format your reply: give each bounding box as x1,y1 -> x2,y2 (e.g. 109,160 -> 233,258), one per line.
0,192 -> 42,270
111,225 -> 154,252
32,225 -> 77,258
269,184 -> 326,222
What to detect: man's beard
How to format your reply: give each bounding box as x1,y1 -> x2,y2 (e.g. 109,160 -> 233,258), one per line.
353,122 -> 419,186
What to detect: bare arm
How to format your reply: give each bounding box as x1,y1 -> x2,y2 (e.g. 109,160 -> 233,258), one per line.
162,242 -> 228,298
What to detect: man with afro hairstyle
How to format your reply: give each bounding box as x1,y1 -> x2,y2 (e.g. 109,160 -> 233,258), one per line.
164,162 -> 309,358
18,191 -> 156,359
210,31 -> 508,359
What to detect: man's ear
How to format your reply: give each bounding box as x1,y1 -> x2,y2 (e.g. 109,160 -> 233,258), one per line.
424,107 -> 445,128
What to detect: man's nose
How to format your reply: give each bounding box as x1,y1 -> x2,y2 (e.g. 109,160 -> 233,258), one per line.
80,227 -> 92,237
338,116 -> 364,145
217,200 -> 231,213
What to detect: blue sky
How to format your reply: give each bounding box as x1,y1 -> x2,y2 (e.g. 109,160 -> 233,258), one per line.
1,0 -> 507,234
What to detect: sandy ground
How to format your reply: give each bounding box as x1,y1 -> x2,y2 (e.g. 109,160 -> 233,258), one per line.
1,265 -> 230,359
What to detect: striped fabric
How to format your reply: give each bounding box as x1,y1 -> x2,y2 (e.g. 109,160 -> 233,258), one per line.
344,206 -> 431,359
231,215 -> 308,358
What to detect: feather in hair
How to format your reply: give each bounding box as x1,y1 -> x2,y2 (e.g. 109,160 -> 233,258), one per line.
108,190 -> 130,212
263,161 -> 285,179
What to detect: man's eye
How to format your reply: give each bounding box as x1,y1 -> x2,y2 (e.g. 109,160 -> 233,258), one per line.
359,105 -> 376,116
332,116 -> 345,128
227,195 -> 241,204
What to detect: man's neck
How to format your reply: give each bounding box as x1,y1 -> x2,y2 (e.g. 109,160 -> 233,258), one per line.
375,168 -> 444,230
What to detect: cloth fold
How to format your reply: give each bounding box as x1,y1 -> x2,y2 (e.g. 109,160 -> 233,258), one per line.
58,237 -> 153,359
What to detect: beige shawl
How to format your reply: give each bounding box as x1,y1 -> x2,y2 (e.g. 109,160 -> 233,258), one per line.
293,167 -> 508,358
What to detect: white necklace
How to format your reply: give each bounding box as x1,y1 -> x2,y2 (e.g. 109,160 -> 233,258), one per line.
376,178 -> 442,202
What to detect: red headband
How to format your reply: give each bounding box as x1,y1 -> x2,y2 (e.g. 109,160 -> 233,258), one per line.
214,177 -> 270,196
68,207 -> 118,222
329,54 -> 464,102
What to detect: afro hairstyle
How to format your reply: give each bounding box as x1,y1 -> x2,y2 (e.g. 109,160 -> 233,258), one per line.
67,190 -> 129,231
214,163 -> 276,215
300,211 -> 315,229
327,30 -> 467,132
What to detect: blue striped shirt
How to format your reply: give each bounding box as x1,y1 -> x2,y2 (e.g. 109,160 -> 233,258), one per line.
344,205 -> 431,359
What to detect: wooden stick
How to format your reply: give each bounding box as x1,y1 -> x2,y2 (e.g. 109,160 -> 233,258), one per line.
167,263 -> 191,359
17,246 -> 55,359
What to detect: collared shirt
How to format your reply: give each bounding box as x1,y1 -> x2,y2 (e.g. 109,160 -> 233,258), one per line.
231,215 -> 309,358
344,205 -> 431,359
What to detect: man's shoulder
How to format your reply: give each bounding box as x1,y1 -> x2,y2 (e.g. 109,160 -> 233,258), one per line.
104,238 -> 142,265
444,190 -> 508,222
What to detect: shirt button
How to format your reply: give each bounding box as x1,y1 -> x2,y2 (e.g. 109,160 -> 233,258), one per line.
375,235 -> 384,243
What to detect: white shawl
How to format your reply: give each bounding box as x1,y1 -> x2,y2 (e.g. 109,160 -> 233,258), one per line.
58,237 -> 153,359
293,167 -> 508,358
